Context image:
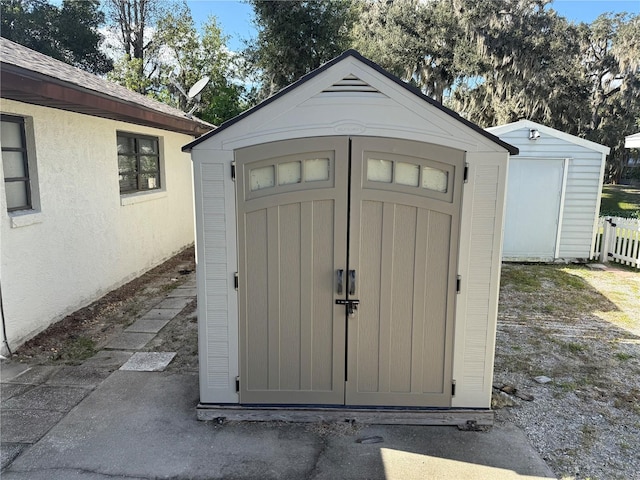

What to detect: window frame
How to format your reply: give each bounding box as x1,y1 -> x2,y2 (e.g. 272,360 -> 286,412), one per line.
117,131 -> 162,195
1,114 -> 32,212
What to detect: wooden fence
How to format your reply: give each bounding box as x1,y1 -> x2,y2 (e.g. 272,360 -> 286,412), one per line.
591,216 -> 640,269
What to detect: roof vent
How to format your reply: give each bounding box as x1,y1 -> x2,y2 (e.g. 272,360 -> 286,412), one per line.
322,74 -> 381,94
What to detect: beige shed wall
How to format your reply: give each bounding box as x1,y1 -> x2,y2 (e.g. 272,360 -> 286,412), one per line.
191,55 -> 510,408
193,143 -> 508,409
0,99 -> 195,352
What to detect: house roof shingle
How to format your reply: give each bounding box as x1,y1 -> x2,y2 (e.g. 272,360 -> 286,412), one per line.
0,37 -> 213,136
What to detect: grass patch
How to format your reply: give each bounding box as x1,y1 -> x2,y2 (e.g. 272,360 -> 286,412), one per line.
599,185 -> 640,218
501,265 -> 611,317
502,265 -> 590,293
565,342 -> 586,354
615,352 -> 632,361
581,424 -> 597,449
565,267 -> 640,335
52,336 -> 96,364
556,381 -> 578,392
613,388 -> 640,414
500,267 -> 541,292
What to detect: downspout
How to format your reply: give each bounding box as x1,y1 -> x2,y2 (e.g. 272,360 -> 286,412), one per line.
0,281 -> 11,356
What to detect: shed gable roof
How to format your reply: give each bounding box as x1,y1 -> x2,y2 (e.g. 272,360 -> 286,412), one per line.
0,38 -> 211,136
183,50 -> 517,154
487,119 -> 610,155
625,132 -> 640,149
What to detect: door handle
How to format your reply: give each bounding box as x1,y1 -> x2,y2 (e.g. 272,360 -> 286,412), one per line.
337,269 -> 344,295
348,269 -> 356,295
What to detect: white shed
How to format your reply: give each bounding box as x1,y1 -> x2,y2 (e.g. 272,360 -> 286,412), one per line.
184,51 -> 517,423
626,132 -> 640,149
487,120 -> 609,262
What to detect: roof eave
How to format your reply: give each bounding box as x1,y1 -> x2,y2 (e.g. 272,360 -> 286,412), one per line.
488,120 -> 610,155
0,63 -> 211,137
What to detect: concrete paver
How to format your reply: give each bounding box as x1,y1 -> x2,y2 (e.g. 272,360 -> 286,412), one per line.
45,366 -> 111,387
167,287 -> 197,297
154,296 -> 193,310
0,444 -> 27,471
3,366 -> 59,385
2,385 -> 91,411
119,352 -> 176,372
104,332 -> 155,350
0,409 -> 67,443
0,361 -> 29,382
124,317 -> 171,334
0,383 -> 34,401
138,308 -> 183,321
81,351 -> 132,369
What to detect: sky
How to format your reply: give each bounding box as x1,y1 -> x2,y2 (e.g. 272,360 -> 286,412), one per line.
187,0 -> 640,51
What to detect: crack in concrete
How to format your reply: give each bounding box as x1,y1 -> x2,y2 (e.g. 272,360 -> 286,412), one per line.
305,436 -> 329,480
2,466 -> 152,479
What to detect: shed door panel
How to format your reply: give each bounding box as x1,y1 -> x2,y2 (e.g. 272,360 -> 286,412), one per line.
503,158 -> 564,260
236,137 -> 349,404
346,137 -> 463,407
236,136 -> 463,407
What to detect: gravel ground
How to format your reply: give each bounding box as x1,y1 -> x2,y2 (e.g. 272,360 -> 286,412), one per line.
493,264 -> 640,480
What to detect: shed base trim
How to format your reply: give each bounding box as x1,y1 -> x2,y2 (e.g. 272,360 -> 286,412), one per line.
196,404 -> 494,428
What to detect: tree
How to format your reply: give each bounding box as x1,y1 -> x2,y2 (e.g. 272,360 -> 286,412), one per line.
245,0 -> 356,99
447,0 -> 588,130
0,0 -> 112,74
579,13 -> 640,182
104,0 -> 165,92
149,5 -> 245,124
352,0 -> 464,103
107,1 -> 244,125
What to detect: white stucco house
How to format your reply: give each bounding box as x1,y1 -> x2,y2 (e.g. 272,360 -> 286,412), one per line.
487,120 -> 609,262
0,38 -> 211,356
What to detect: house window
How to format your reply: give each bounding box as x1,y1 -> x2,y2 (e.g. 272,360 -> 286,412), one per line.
117,132 -> 161,194
1,114 -> 32,211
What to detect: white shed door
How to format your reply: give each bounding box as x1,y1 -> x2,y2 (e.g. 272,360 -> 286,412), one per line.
503,158 -> 565,261
235,137 -> 463,406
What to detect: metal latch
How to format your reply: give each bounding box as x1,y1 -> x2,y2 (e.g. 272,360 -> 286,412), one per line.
336,299 -> 360,317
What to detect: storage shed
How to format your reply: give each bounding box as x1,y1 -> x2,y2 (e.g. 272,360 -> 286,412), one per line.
487,120 -> 610,262
184,51 -> 517,422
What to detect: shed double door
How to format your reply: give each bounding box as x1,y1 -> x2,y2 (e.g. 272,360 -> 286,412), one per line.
236,137 -> 463,407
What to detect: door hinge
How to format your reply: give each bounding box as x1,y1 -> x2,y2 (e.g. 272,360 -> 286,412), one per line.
231,161 -> 236,180
234,272 -> 239,290
235,376 -> 240,392
463,163 -> 469,183
456,275 -> 461,294
452,380 -> 456,396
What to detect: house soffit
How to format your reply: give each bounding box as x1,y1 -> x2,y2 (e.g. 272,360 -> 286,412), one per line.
0,64 -> 211,137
